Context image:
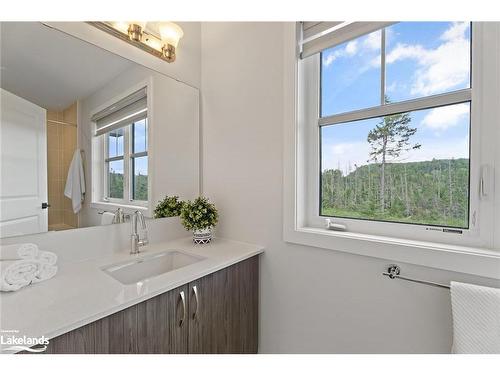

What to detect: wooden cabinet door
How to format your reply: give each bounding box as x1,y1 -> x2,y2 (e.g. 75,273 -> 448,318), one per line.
136,284 -> 188,354
43,285 -> 189,354
188,256 -> 259,354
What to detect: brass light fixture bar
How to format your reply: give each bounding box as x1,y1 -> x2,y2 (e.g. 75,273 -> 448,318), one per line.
87,21 -> 183,63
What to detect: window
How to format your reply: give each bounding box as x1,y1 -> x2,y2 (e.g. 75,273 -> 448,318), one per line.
92,87 -> 149,207
289,21 -> 500,253
317,22 -> 472,230
104,119 -> 148,203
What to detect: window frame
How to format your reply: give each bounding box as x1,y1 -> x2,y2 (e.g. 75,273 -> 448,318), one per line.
284,22 -> 500,278
90,79 -> 153,216
305,22 -> 482,247
102,116 -> 148,206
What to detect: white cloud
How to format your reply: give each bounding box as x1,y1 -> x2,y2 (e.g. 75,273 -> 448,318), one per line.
421,103 -> 469,131
322,39 -> 360,67
441,22 -> 470,42
345,40 -> 358,55
385,22 -> 470,96
322,53 -> 337,67
363,30 -> 382,51
322,137 -> 469,172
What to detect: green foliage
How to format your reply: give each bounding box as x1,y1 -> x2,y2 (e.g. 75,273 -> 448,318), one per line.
321,158 -> 469,228
154,195 -> 183,218
109,172 -> 123,198
134,174 -> 148,201
180,197 -> 219,231
108,172 -> 148,201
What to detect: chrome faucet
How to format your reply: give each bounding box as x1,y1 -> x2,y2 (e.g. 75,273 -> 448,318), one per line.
130,211 -> 149,255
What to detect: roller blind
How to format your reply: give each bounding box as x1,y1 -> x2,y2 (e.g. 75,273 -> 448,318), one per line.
300,21 -> 396,59
92,88 -> 147,136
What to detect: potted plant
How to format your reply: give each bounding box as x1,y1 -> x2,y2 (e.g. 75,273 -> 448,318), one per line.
180,196 -> 218,244
154,195 -> 184,218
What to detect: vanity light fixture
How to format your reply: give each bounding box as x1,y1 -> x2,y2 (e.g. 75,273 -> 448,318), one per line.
88,21 -> 184,63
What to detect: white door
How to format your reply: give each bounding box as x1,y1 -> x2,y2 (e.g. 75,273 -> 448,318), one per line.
0,88 -> 48,238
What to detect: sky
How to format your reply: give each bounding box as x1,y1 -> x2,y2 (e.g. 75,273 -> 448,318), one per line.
108,119 -> 148,177
320,22 -> 471,173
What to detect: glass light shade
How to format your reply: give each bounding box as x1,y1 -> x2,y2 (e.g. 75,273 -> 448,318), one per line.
159,22 -> 184,48
111,22 -> 130,34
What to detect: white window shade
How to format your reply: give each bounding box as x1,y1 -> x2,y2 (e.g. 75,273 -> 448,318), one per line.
300,21 -> 396,58
93,88 -> 147,136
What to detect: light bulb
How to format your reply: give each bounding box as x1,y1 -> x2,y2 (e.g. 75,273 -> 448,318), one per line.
159,22 -> 184,49
111,22 -> 130,34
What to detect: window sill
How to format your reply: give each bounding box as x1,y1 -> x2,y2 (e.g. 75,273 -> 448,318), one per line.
91,201 -> 150,217
284,226 -> 500,280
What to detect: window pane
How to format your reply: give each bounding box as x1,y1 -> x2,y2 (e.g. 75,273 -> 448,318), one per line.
132,156 -> 148,201
385,22 -> 471,103
108,159 -> 124,199
108,128 -> 124,158
320,102 -> 470,228
321,30 -> 382,116
133,119 -> 147,153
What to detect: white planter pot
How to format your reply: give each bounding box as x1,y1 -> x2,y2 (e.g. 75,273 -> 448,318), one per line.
193,228 -> 212,244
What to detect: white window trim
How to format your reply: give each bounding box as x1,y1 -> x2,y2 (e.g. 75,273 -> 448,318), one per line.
102,120 -> 148,206
90,78 -> 154,217
283,22 -> 500,279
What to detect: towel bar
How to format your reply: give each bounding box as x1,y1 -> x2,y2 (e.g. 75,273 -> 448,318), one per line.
383,264 -> 450,289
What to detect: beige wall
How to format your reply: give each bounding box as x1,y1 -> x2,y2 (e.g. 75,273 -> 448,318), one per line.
46,103 -> 78,230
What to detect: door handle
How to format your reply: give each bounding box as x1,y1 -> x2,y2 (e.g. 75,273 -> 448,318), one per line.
41,202 -> 51,209
192,285 -> 199,320
179,291 -> 186,327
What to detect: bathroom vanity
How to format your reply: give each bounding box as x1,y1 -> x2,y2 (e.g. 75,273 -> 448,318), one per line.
1,236 -> 263,354
42,256 -> 259,354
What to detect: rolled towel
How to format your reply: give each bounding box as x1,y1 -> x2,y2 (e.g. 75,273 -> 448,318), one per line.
36,251 -> 58,266
32,263 -> 58,284
1,259 -> 58,292
0,260 -> 41,292
0,243 -> 39,260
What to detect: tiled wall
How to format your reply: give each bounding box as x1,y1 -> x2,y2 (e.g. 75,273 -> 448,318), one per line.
46,103 -> 78,231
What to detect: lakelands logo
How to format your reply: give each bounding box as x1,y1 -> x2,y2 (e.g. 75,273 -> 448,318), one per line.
0,330 -> 49,353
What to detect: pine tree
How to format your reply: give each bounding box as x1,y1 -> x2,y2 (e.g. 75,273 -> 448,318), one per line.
367,98 -> 421,212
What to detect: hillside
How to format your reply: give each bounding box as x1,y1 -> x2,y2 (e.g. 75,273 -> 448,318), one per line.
321,158 -> 469,228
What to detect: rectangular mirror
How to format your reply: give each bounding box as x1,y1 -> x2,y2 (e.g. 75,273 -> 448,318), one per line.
0,22 -> 199,238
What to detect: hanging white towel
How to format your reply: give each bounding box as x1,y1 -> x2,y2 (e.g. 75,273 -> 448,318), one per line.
64,149 -> 86,214
451,281 -> 500,354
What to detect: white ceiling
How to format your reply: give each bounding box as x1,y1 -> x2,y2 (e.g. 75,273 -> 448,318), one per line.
0,22 -> 134,111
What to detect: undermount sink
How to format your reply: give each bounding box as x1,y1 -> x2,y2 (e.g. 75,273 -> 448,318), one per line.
102,250 -> 206,285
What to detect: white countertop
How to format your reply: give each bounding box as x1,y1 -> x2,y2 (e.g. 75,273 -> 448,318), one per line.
0,237 -> 263,352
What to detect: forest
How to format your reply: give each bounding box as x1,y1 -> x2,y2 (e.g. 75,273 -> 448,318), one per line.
109,173 -> 148,201
321,158 -> 469,228
321,106 -> 469,228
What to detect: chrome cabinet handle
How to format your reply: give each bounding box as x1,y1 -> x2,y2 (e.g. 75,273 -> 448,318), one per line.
179,291 -> 186,327
192,285 -> 200,320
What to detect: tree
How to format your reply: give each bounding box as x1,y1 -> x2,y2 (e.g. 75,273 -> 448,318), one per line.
367,99 -> 421,212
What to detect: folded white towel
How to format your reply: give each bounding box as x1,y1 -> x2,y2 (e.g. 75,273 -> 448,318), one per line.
0,243 -> 39,260
451,281 -> 500,354
32,263 -> 58,284
36,251 -> 58,266
0,260 -> 41,291
1,258 -> 58,292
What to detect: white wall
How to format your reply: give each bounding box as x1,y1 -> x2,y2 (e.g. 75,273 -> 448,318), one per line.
201,22 -> 500,353
78,64 -> 199,227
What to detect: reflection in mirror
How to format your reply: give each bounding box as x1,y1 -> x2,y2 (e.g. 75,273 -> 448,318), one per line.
0,22 -> 199,239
